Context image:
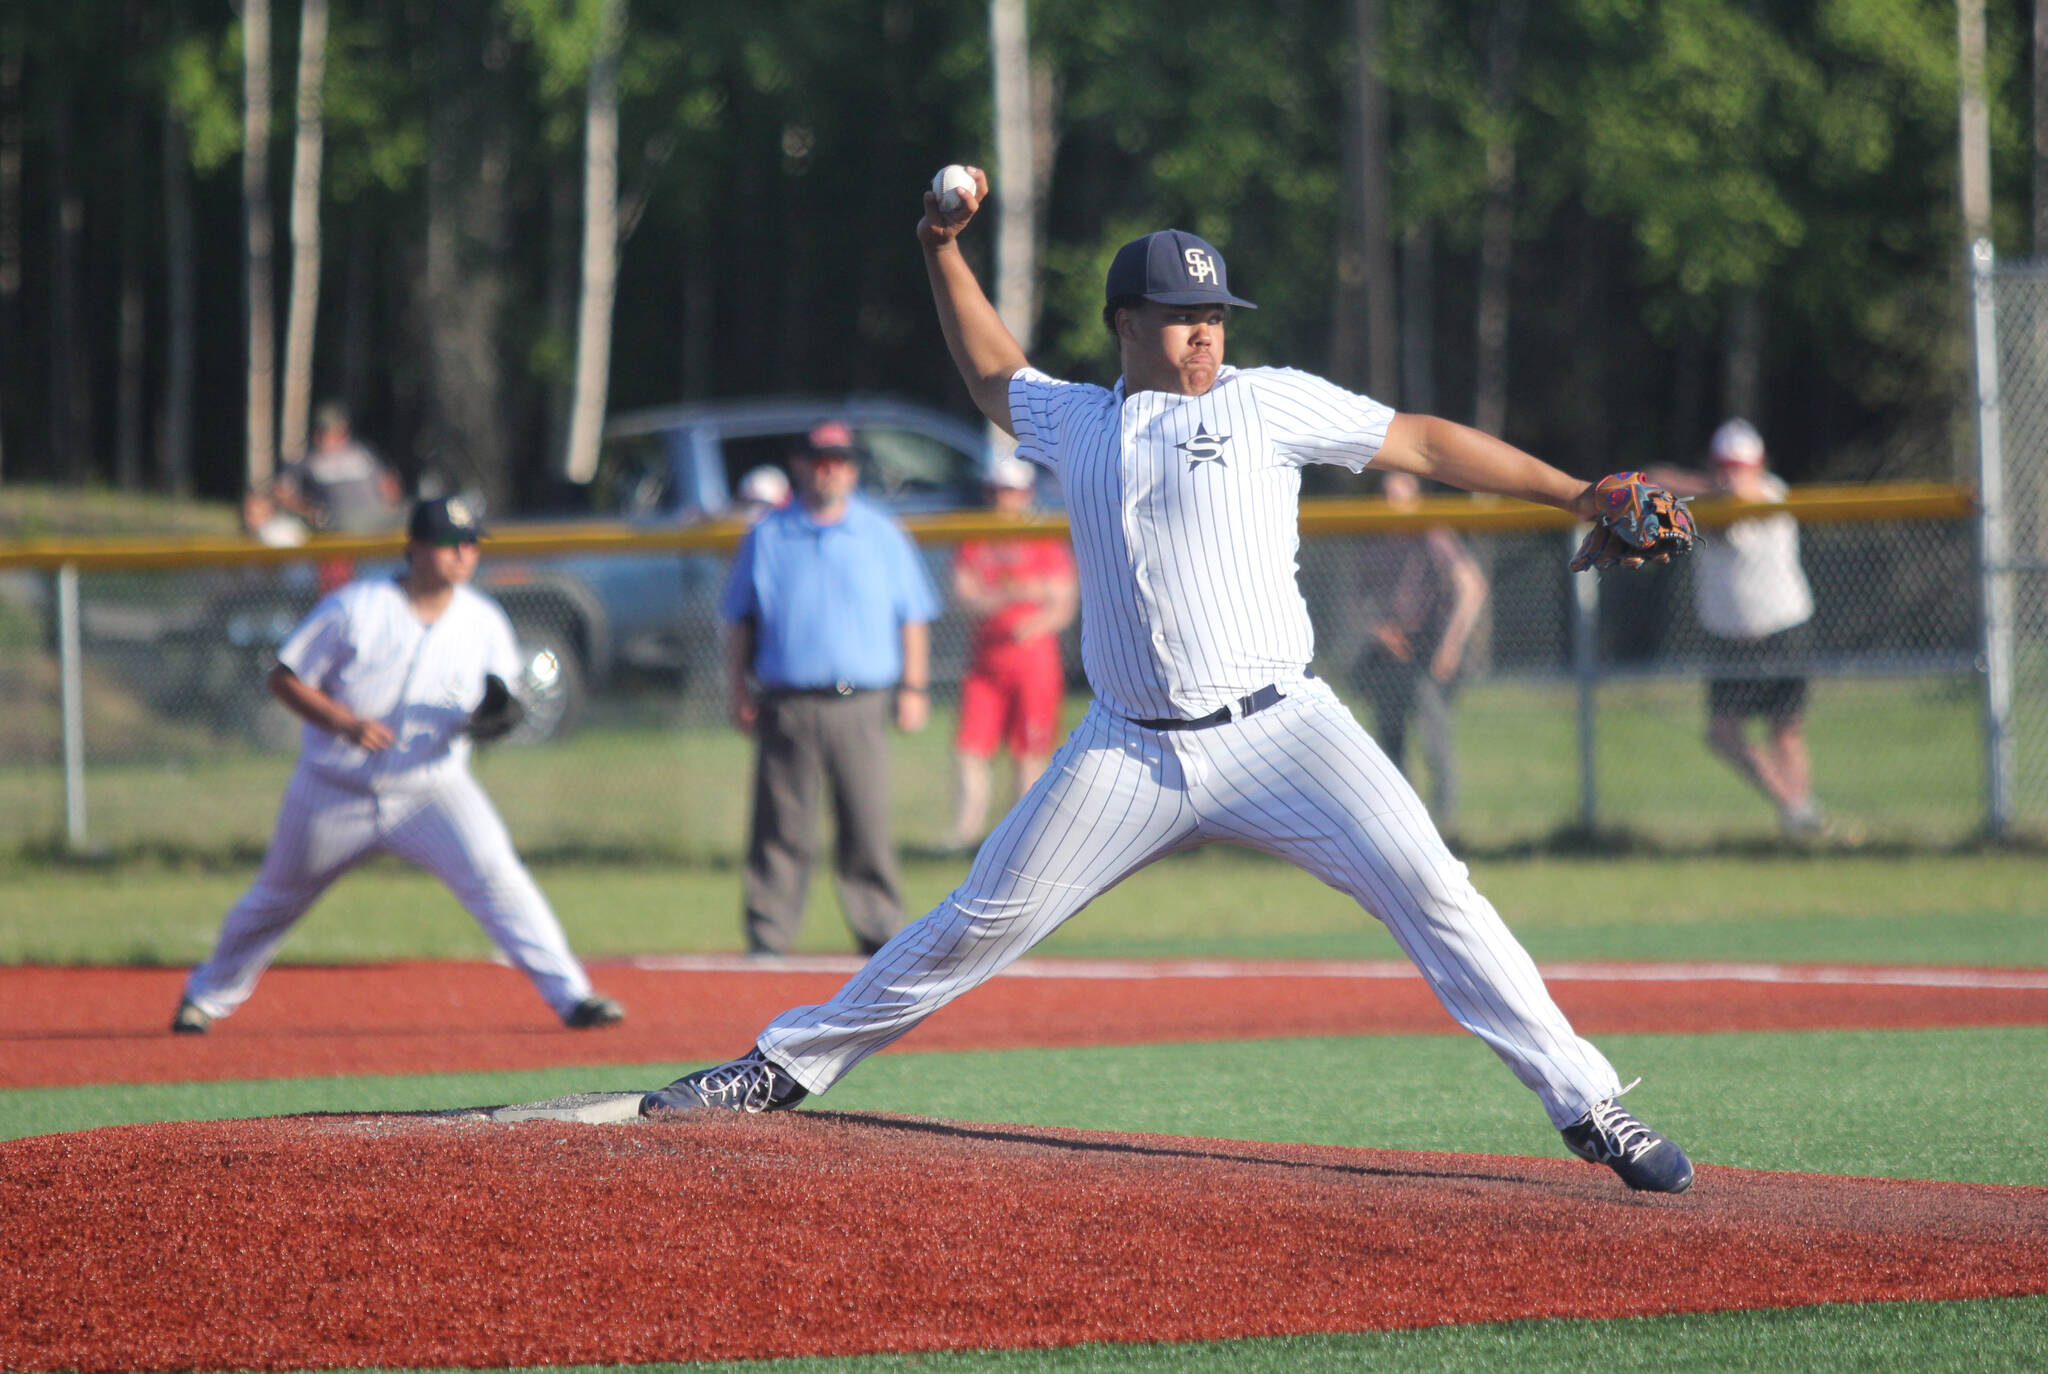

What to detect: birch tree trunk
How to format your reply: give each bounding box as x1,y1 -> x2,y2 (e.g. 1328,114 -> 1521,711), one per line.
279,0 -> 330,464
986,0 -> 1041,466
563,0 -> 626,485
990,0 -> 1036,353
243,0 -> 277,491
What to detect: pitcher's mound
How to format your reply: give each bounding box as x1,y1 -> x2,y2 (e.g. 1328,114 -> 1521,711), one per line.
5,1110 -> 2047,1371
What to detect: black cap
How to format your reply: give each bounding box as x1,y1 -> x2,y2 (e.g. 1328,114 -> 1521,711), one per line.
802,420 -> 858,458
407,495 -> 487,545
1104,229 -> 1257,309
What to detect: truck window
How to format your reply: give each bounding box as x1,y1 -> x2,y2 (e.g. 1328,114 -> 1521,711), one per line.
592,435 -> 674,516
861,427 -> 975,500
719,424 -> 977,508
721,433 -> 810,498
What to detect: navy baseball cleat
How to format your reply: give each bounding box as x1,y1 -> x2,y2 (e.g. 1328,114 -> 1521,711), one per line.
562,995 -> 626,1029
1561,1098 -> 1694,1193
170,998 -> 211,1034
640,1049 -> 808,1118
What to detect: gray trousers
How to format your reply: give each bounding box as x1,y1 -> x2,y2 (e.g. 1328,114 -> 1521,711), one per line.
1351,645 -> 1458,824
744,690 -> 903,955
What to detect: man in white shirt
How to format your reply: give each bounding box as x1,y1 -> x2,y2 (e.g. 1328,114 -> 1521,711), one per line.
172,497 -> 624,1034
1656,419 -> 1822,837
639,170 -> 1694,1195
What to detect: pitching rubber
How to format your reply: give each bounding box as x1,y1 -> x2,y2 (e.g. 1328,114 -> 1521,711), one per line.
481,1091 -> 646,1124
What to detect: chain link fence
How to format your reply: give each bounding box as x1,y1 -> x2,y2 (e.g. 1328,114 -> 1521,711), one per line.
0,487 -> 1997,862
1991,261 -> 2048,832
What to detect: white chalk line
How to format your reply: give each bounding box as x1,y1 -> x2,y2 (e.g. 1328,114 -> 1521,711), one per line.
613,953 -> 2048,992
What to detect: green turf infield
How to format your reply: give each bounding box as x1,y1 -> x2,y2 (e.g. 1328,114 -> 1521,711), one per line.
475,1295 -> 2048,1371
10,1028 -> 2047,1186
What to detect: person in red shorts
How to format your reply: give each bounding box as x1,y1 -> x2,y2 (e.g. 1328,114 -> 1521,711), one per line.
942,454 -> 1079,851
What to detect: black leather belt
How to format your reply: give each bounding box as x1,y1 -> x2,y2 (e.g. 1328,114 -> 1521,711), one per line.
1131,672 -> 1310,731
765,681 -> 871,698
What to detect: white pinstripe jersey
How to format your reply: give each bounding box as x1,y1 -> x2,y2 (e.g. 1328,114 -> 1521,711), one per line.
1009,363 -> 1393,721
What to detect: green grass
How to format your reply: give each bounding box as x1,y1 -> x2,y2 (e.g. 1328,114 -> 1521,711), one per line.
11,1029 -> 2048,1185
167,1297 -> 2048,1371
2,669 -> 2027,863
3,843 -> 2044,967
516,1294 -> 2048,1367
569,1298 -> 2048,1372
0,484 -> 243,538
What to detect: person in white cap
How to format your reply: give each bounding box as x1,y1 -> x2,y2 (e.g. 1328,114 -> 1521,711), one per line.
1655,419 -> 1823,838
734,464 -> 792,523
941,454 -> 1079,850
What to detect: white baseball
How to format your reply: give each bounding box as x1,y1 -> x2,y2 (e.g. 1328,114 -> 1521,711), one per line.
932,164 -> 974,214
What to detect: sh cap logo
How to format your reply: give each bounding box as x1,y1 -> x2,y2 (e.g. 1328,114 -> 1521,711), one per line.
1178,426 -> 1231,471
1183,249 -> 1218,285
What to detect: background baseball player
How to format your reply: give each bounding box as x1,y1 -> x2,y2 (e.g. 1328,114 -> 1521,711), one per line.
940,454 -> 1079,851
172,497 -> 624,1034
642,169 -> 1694,1193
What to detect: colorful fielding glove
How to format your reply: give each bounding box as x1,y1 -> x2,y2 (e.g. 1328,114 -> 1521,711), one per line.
1569,472 -> 1697,572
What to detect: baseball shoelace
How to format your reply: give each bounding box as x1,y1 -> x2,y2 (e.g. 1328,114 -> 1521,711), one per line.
1576,1097 -> 1659,1163
689,1054 -> 789,1112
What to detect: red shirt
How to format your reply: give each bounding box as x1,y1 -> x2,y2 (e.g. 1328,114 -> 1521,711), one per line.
954,537 -> 1076,660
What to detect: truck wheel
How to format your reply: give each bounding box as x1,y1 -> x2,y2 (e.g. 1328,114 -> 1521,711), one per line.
509,624 -> 587,743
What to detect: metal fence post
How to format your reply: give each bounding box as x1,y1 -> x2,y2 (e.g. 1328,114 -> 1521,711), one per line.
1571,549 -> 1599,832
57,562 -> 89,849
1971,239 -> 2013,835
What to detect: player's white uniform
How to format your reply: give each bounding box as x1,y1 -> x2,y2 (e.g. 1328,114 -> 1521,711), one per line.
758,365 -> 1624,1128
182,578 -> 597,1020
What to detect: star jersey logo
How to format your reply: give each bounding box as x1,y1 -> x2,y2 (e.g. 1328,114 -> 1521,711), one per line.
1178,426 -> 1231,472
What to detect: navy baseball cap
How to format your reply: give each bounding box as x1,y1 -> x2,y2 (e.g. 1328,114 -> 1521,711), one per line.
1104,229 -> 1257,309
407,495 -> 487,544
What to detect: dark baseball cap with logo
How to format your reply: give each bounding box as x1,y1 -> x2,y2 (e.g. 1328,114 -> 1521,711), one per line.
1104,229 -> 1257,309
800,421 -> 858,461
407,495 -> 487,545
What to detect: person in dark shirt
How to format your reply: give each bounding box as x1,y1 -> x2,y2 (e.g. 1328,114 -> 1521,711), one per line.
1348,470 -> 1488,827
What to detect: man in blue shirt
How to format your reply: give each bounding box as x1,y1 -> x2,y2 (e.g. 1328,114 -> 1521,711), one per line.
721,421 -> 943,954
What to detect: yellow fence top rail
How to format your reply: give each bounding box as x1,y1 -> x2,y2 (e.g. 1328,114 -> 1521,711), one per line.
0,481 -> 1977,571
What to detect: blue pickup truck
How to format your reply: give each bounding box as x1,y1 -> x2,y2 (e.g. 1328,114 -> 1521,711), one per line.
476,395 -> 1000,738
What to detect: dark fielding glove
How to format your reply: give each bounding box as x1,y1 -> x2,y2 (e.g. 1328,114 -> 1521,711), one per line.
464,673 -> 526,742
1569,472 -> 1697,572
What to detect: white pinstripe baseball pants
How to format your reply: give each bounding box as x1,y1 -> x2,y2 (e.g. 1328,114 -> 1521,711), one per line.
759,677 -> 1622,1128
183,766 -> 596,1019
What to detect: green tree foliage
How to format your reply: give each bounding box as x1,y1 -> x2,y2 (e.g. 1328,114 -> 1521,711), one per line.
0,0 -> 2033,502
